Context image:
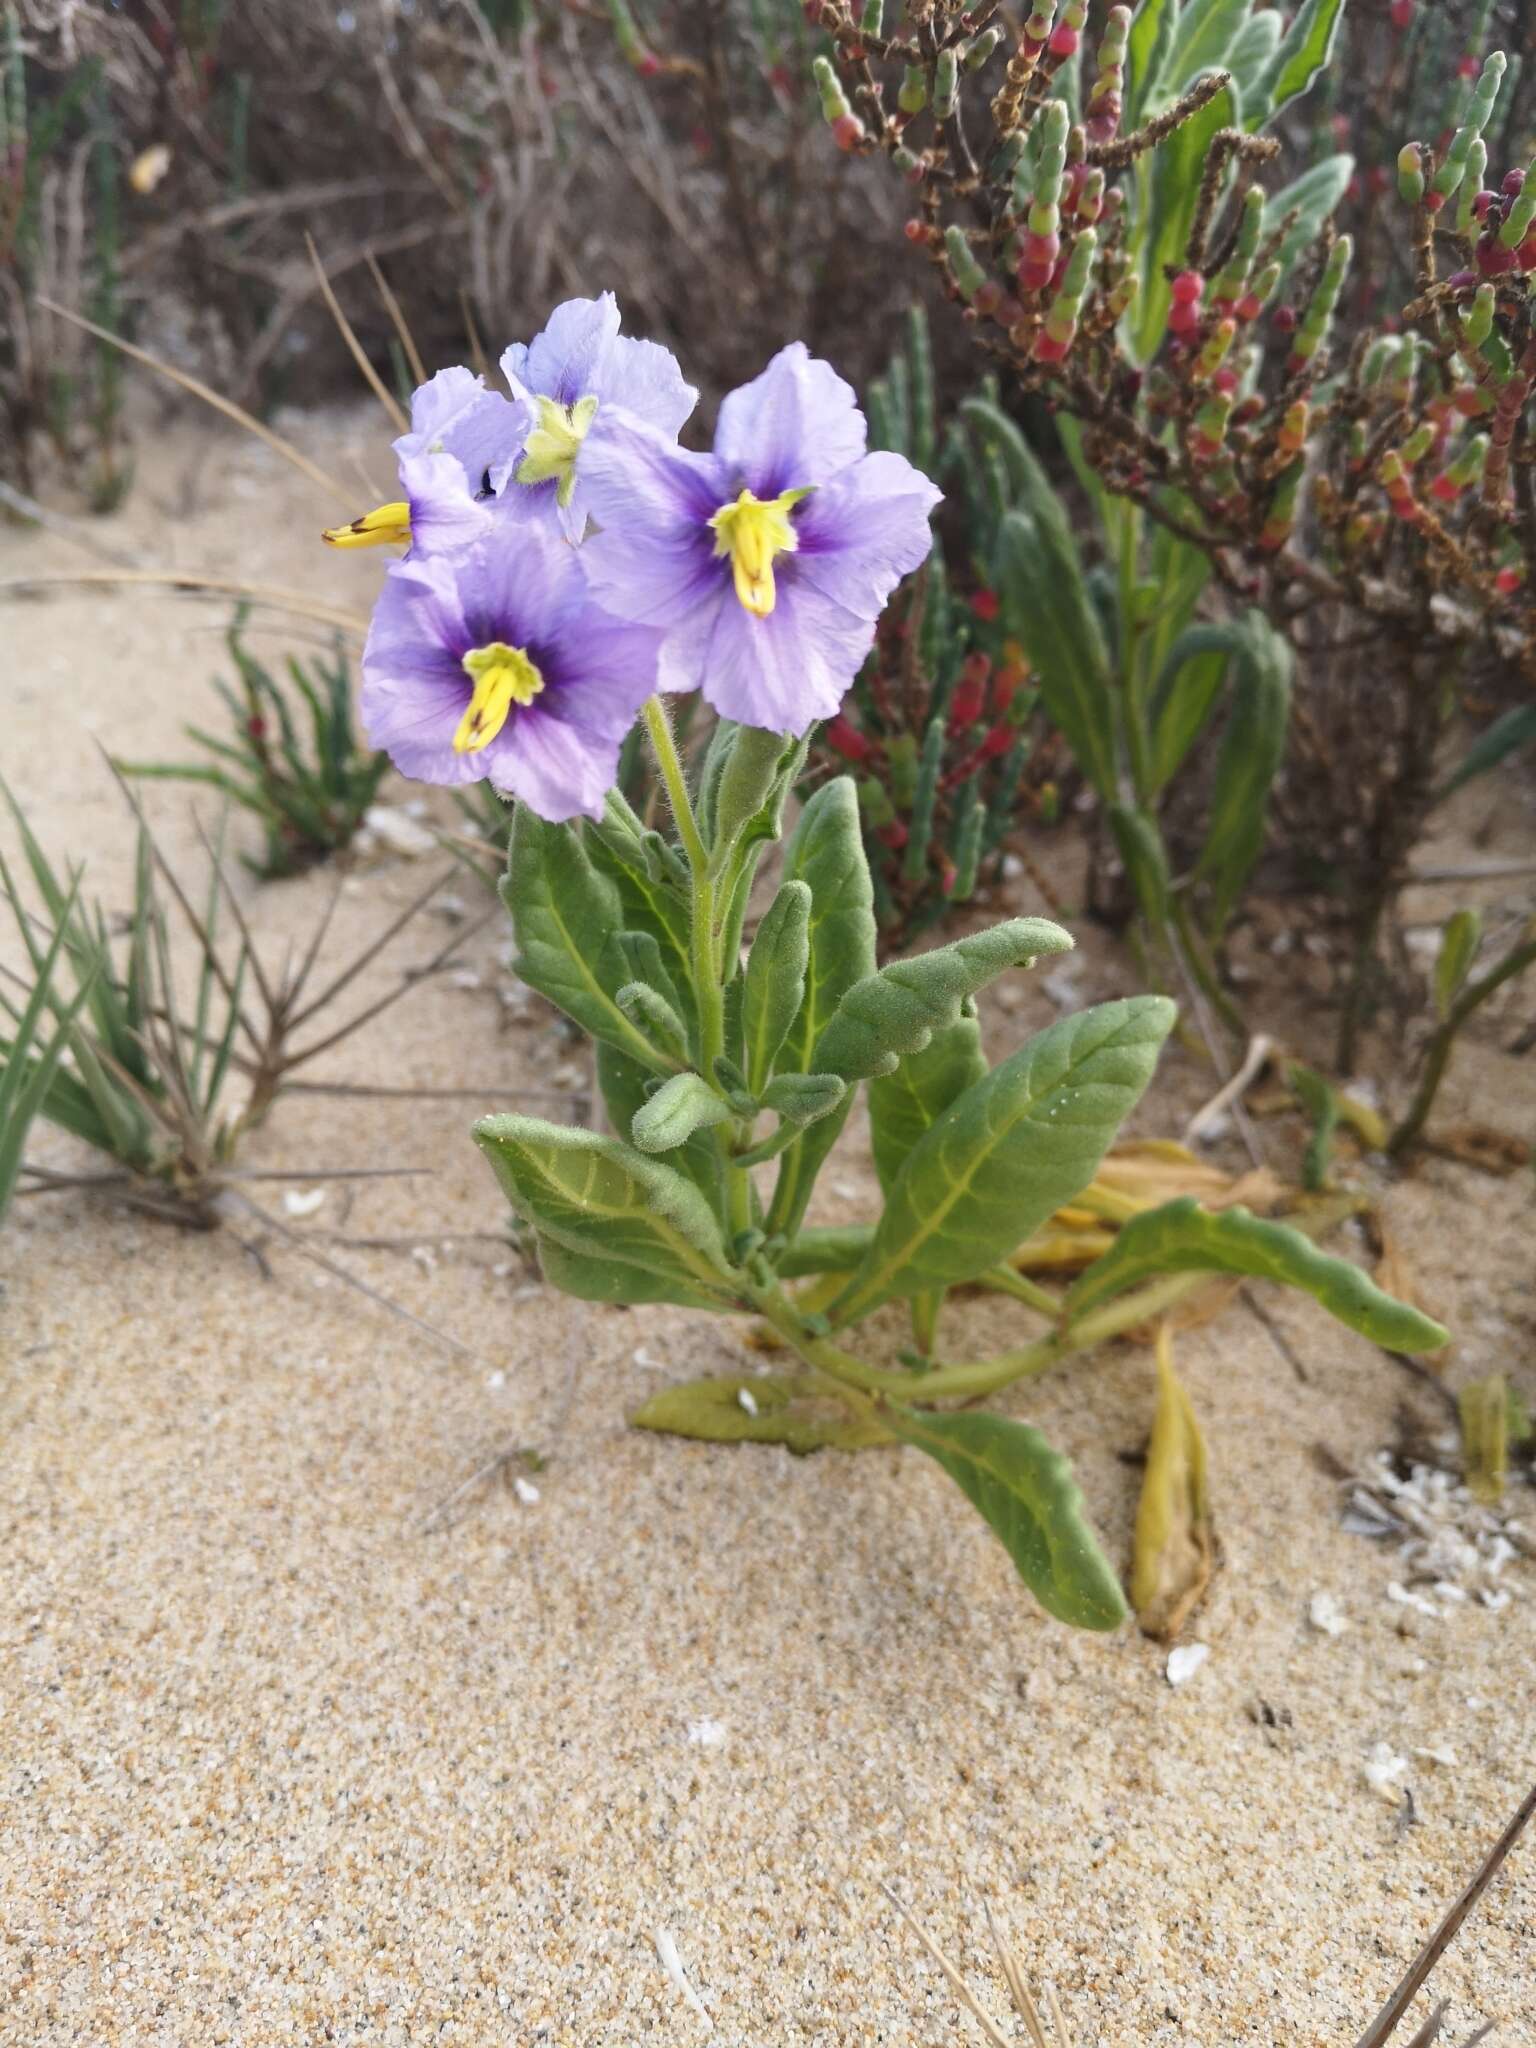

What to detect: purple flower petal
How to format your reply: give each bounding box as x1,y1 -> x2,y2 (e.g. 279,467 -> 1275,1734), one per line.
792,450 -> 942,614
360,530 -> 659,820
395,365 -> 519,490
501,294 -> 622,409
714,341 -> 866,495
398,452 -> 495,558
658,573 -> 876,734
595,333 -> 697,438
578,414 -> 724,624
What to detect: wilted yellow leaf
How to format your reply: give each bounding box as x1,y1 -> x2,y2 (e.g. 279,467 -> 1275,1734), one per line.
128,143 -> 172,194
1130,1326 -> 1214,1640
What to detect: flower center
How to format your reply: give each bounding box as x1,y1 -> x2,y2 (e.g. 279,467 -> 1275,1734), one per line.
516,394 -> 600,509
321,500 -> 412,549
708,486 -> 810,618
453,641 -> 546,754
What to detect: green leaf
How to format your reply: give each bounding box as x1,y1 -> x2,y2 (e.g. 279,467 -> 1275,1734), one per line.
744,879 -> 811,1094
1288,1062 -> 1340,1192
474,1113 -> 742,1308
504,807 -> 674,1070
584,827 -> 695,1025
1064,1199 -> 1450,1352
709,723 -> 806,859
1125,0 -> 1178,126
631,1071 -> 732,1154
1267,154 -> 1354,290
1434,909 -> 1483,1019
535,1233 -> 730,1310
1226,8 -> 1282,102
1164,0 -> 1251,96
886,1406 -> 1128,1630
1108,805 -> 1172,931
632,1374 -> 885,1453
1147,625 -> 1238,793
1252,0 -> 1345,121
760,1071 -> 845,1125
996,505 -> 1118,796
1193,611 -> 1291,933
1436,703 -> 1536,803
595,1041 -> 720,1203
1133,80 -> 1236,360
815,918 -> 1074,1085
766,780 -> 878,1239
834,997 -> 1177,1323
869,1010 -> 988,1196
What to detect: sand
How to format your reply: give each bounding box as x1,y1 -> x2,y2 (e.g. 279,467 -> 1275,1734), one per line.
3,400 -> 1535,2046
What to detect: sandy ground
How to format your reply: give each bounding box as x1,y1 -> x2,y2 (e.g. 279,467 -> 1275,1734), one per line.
2,399 -> 1535,2046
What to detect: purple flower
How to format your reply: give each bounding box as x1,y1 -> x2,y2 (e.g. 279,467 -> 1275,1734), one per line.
500,293 -> 697,541
361,523 -> 661,821
576,343 -> 941,734
323,365 -> 526,558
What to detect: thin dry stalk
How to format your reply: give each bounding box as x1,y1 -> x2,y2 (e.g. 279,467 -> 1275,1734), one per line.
305,231 -> 409,433
0,570 -> 368,637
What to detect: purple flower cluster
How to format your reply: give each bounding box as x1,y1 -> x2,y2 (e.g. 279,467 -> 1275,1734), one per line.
330,293 -> 940,820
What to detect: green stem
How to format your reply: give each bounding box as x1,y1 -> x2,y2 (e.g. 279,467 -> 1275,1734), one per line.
1389,931 -> 1536,1157
978,1264 -> 1063,1315
640,695 -> 752,1238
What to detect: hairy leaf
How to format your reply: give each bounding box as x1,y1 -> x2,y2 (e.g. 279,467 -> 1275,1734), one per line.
1065,1198 -> 1450,1351
1253,0 -> 1345,120
869,1010 -> 987,1195
1267,154 -> 1354,291
710,723 -> 806,858
887,1406 -> 1127,1630
536,1233 -> 731,1310
834,997 -> 1177,1323
1227,9 -> 1283,102
633,1373 -> 884,1453
583,813 -> 695,1015
505,807 -> 671,1069
595,1042 -> 720,1202
474,1113 -> 742,1307
631,1071 -> 732,1154
815,918 -> 1073,1085
1131,1329 -> 1213,1639
1165,0 -> 1251,97
767,779 -> 878,1237
744,879 -> 811,1094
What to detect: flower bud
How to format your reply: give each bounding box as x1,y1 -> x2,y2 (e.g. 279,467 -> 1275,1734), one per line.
933,48 -> 959,120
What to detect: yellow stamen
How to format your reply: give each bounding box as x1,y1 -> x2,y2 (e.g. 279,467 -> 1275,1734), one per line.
516,394 -> 599,510
709,486 -> 811,618
321,500 -> 412,549
452,641 -> 546,754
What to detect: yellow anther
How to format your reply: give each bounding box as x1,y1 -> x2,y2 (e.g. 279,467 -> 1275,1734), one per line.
516,394 -> 600,509
708,486 -> 810,618
452,641 -> 546,754
321,500 -> 412,549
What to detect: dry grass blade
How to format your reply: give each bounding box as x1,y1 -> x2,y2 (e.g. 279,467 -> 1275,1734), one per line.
368,252 -> 427,389
459,288 -> 491,381
223,1187 -> 476,1362
983,1902 -> 1052,2048
1353,1780 -> 1536,2048
0,570 -> 368,637
880,1885 -> 1012,2048
306,232 -> 409,434
34,298 -> 356,508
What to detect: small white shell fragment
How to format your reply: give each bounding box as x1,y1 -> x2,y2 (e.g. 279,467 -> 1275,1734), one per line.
686,1717 -> 727,1750
654,1928 -> 711,2029
736,1388 -> 760,1417
512,1476 -> 540,1506
1166,1643 -> 1210,1686
1363,1741 -> 1409,1800
485,1369 -> 506,1391
1414,1745 -> 1458,1768
1307,1591 -> 1349,1636
282,1187 -> 326,1219
632,1346 -> 668,1372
